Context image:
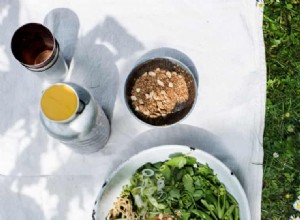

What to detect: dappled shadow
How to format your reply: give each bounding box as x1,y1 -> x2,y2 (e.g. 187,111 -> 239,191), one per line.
116,124 -> 241,178
0,0 -> 46,184
44,8 -> 80,67
0,177 -> 45,219
0,3 -> 144,219
0,0 -> 46,218
44,15 -> 144,220
0,0 -> 44,135
69,16 -> 144,121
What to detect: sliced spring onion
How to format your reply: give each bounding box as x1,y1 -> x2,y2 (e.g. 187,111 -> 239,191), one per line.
133,195 -> 143,208
131,186 -> 142,195
144,186 -> 156,196
157,191 -> 167,201
157,179 -> 165,191
142,169 -> 154,177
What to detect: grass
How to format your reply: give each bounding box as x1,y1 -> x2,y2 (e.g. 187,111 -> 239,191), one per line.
262,0 -> 300,219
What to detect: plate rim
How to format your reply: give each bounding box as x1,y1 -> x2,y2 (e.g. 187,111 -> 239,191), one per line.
92,145 -> 251,220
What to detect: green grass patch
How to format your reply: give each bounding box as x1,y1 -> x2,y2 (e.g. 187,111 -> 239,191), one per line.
262,0 -> 300,219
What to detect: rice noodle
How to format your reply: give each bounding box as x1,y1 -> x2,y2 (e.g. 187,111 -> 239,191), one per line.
107,196 -> 139,220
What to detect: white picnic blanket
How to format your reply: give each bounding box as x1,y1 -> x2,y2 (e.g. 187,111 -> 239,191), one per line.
0,0 -> 266,219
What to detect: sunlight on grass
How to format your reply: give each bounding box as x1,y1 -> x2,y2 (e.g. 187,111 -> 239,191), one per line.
262,0 -> 300,219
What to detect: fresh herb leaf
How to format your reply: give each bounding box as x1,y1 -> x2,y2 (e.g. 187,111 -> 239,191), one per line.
169,188 -> 180,199
193,190 -> 204,201
185,155 -> 197,165
182,173 -> 195,193
159,164 -> 171,181
169,152 -> 185,158
165,156 -> 187,168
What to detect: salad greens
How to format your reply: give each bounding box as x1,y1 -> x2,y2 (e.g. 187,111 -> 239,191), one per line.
107,153 -> 239,220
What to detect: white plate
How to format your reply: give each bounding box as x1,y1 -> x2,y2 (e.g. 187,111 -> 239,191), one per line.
92,145 -> 251,220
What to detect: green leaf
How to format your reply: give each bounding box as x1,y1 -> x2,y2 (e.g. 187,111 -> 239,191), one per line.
201,199 -> 215,212
197,164 -> 214,176
227,192 -> 238,205
205,192 -> 218,207
169,189 -> 180,199
234,205 -> 239,220
175,168 -> 185,181
224,205 -> 236,218
153,162 -> 163,169
147,195 -> 165,209
185,155 -> 197,165
185,166 -> 194,176
169,152 -> 185,158
182,174 -> 195,193
180,212 -> 191,220
165,156 -> 187,168
286,3 -> 293,9
181,191 -> 193,208
159,164 -> 171,180
191,209 -> 213,220
191,209 -> 202,217
193,190 -> 204,201
157,203 -> 166,209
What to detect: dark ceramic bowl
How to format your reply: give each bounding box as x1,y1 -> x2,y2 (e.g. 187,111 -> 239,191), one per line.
124,57 -> 197,126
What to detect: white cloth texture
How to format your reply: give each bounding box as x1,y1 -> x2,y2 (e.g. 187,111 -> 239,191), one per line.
0,0 -> 266,219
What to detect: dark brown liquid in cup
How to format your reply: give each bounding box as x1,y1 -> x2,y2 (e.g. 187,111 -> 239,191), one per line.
11,23 -> 54,66
34,50 -> 52,65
